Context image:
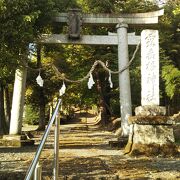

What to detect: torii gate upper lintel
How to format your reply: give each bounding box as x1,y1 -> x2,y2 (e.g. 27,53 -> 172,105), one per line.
54,9 -> 164,25
40,9 -> 164,137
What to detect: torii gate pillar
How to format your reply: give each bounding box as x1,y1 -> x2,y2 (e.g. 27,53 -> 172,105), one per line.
117,24 -> 132,136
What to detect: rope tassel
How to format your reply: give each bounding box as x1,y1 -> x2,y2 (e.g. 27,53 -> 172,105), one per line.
108,71 -> 113,88
59,81 -> 66,96
88,73 -> 95,89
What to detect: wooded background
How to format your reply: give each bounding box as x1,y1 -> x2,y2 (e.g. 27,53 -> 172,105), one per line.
0,0 -> 179,134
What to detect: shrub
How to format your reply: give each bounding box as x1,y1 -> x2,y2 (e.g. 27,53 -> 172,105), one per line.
23,105 -> 39,125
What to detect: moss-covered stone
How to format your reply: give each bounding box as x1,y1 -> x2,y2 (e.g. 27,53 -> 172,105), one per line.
127,143 -> 179,157
135,106 -> 166,116
0,139 -> 21,147
128,116 -> 173,125
125,122 -> 177,157
0,134 -> 34,147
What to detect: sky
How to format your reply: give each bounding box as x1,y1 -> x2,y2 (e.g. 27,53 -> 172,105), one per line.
149,0 -> 167,7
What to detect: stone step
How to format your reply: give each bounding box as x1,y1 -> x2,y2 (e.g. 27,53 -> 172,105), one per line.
59,138 -> 108,142
57,174 -> 120,180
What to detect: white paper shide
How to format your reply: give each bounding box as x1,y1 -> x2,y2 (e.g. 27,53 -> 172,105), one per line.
108,71 -> 113,88
88,73 -> 95,89
59,81 -> 66,96
36,74 -> 44,87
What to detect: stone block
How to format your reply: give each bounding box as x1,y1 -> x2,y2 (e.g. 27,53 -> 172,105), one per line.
133,124 -> 174,144
128,115 -> 173,125
135,106 -> 166,116
125,124 -> 178,156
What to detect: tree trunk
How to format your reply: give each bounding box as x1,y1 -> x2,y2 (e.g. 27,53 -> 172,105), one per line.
38,87 -> 46,130
4,85 -> 11,129
0,82 -> 8,134
9,65 -> 27,135
37,45 -> 46,131
95,70 -> 110,126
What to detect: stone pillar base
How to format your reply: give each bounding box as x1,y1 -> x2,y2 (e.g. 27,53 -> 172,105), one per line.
0,134 -> 34,147
125,106 -> 179,156
125,142 -> 178,156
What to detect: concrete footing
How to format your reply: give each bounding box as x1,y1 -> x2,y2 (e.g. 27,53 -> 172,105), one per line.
0,133 -> 34,147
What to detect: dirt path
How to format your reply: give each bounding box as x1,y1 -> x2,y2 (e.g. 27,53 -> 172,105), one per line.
0,121 -> 180,180
57,123 -> 180,180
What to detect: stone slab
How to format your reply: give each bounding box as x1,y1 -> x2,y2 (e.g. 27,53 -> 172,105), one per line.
0,139 -> 34,147
141,30 -> 159,106
3,135 -> 26,141
0,139 -> 21,147
135,105 -> 166,116
128,115 -> 173,125
0,135 -> 34,147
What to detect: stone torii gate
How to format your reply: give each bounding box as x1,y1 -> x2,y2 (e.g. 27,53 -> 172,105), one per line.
41,9 -> 164,137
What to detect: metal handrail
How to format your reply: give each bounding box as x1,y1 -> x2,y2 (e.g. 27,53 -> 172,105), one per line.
25,98 -> 62,180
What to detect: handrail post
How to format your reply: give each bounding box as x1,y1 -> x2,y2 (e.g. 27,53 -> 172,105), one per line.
34,162 -> 42,180
53,110 -> 60,179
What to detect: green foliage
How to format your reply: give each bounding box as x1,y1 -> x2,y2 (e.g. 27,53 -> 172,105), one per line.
114,0 -> 158,13
158,0 -> 180,110
0,0 -> 57,49
0,46 -> 17,81
77,0 -> 158,13
24,104 -> 39,125
162,64 -> 180,99
159,0 -> 180,67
